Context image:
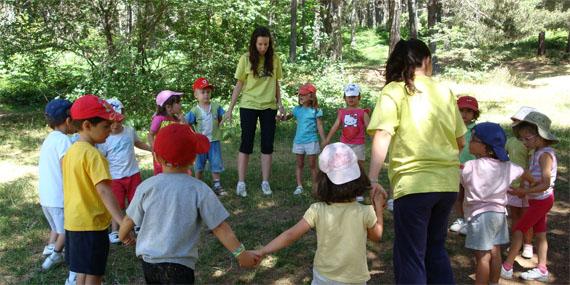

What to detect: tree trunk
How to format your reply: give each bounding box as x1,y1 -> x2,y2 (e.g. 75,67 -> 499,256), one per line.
371,0 -> 377,28
376,0 -> 386,27
408,0 -> 418,39
330,0 -> 343,60
388,0 -> 401,55
566,30 -> 569,53
269,0 -> 276,29
427,0 -> 439,73
301,0 -> 307,54
313,3 -> 322,54
350,0 -> 357,48
290,0 -> 298,62
537,31 -> 546,56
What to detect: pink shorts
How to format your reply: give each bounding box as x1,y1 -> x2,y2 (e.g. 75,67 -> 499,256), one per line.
507,190 -> 529,208
513,194 -> 554,234
111,172 -> 142,209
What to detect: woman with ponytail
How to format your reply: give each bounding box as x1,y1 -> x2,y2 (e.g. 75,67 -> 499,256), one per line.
367,39 -> 467,284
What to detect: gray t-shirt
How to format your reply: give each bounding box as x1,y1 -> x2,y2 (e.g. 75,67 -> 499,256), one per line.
126,173 -> 229,269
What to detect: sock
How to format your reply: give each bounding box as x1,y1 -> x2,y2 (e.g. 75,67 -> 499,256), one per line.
537,264 -> 548,274
262,180 -> 269,184
502,262 -> 513,271
524,243 -> 533,249
213,180 -> 221,186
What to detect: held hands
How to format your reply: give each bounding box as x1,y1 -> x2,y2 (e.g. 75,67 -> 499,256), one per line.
120,231 -> 136,246
370,182 -> 388,209
221,109 -> 233,125
509,187 -> 527,198
237,250 -> 262,268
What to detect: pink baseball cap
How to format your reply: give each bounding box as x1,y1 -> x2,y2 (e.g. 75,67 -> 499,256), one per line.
156,90 -> 183,107
319,143 -> 360,185
298,83 -> 317,95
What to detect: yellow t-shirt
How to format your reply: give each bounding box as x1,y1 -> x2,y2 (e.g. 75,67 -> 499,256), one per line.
234,53 -> 282,110
63,141 -> 112,231
367,76 -> 467,199
303,202 -> 377,283
506,137 -> 531,188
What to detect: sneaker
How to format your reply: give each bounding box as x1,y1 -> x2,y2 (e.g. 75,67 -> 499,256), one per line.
522,244 -> 533,259
449,218 -> 465,232
42,244 -> 55,256
500,265 -> 513,280
293,186 -> 303,195
521,268 -> 548,282
386,199 -> 394,212
212,184 -> 227,196
261,181 -> 272,195
236,182 -> 247,197
65,271 -> 77,285
108,231 -> 120,244
42,251 -> 64,270
356,196 -> 364,202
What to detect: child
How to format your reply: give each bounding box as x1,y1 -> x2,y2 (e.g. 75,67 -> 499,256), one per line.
506,106 -> 536,259
450,95 -> 480,234
251,143 -> 384,284
63,94 -> 134,285
96,98 -> 151,243
148,90 -> 184,175
38,98 -> 73,270
501,111 -> 558,282
289,83 -> 326,195
461,122 -> 532,285
185,78 -> 227,196
119,124 -> 259,284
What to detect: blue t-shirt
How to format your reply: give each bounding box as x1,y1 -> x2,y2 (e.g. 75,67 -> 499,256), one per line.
293,106 -> 323,144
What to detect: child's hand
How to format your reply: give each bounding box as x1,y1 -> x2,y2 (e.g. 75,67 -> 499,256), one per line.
120,231 -> 136,246
371,183 -> 388,209
509,187 -> 526,198
222,110 -> 233,125
237,250 -> 261,268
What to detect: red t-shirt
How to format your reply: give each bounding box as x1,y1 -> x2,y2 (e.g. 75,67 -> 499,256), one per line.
338,108 -> 368,145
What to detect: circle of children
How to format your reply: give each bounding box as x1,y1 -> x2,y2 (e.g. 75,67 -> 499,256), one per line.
37,35 -> 558,285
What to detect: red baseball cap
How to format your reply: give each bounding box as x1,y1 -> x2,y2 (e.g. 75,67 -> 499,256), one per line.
457,96 -> 479,112
298,83 -> 317,95
193,77 -> 214,91
71,94 -> 124,121
154,124 -> 210,167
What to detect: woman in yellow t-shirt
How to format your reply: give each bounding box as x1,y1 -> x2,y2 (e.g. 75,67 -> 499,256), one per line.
224,26 -> 285,198
367,39 -> 466,284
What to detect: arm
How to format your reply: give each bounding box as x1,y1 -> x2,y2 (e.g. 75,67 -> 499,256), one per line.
257,219 -> 311,256
95,180 -> 124,225
316,118 -> 326,144
212,221 -> 259,267
363,111 -> 370,129
134,140 -> 152,152
118,215 -> 136,245
367,189 -> 385,241
456,135 -> 466,154
275,80 -> 285,117
222,80 -> 244,125
525,153 -> 553,194
368,130 -> 392,201
147,132 -> 155,152
324,116 -> 341,145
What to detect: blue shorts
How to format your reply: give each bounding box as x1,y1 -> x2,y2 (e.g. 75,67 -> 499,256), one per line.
465,212 -> 509,251
194,140 -> 224,173
65,230 -> 109,275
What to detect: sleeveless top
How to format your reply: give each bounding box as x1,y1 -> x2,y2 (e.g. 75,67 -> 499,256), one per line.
526,147 -> 557,200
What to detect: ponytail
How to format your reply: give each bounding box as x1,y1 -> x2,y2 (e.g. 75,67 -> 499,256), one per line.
385,39 -> 432,94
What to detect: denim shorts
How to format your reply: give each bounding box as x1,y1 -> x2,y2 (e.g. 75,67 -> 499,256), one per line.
194,140 -> 224,173
465,212 -> 509,251
292,141 -> 320,155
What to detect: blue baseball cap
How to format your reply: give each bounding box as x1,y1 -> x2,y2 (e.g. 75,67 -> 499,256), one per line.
472,122 -> 509,161
45,98 -> 72,124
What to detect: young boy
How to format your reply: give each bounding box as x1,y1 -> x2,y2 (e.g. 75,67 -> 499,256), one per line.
96,98 -> 151,243
185,77 -> 227,196
38,98 -> 73,270
119,124 -> 259,284
63,94 -> 134,285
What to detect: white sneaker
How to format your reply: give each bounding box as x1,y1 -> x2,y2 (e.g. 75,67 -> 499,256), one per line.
42,244 -> 55,256
293,186 -> 303,195
108,231 -> 120,244
236,182 -> 247,197
521,268 -> 548,282
449,218 -> 465,232
65,271 -> 77,285
261,181 -> 272,195
42,251 -> 64,270
522,244 -> 533,259
386,199 -> 394,212
500,265 -> 513,280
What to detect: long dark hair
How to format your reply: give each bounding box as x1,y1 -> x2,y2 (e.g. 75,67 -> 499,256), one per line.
155,95 -> 181,120
314,164 -> 370,204
248,26 -> 274,78
385,39 -> 431,94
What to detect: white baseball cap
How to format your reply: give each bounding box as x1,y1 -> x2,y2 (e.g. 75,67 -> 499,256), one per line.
319,143 -> 360,185
344,83 -> 361,97
105,98 -> 124,114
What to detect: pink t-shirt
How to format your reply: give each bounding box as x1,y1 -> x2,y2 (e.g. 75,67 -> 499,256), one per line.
461,157 -> 524,220
338,108 -> 368,145
150,115 -> 177,134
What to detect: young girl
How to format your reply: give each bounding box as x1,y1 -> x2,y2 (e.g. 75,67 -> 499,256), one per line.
251,143 -> 384,284
147,90 -> 184,175
450,95 -> 480,234
289,83 -> 326,195
461,122 -> 532,285
505,106 -> 536,259
501,111 -> 558,282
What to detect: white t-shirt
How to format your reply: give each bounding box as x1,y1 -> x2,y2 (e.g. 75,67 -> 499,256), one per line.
38,130 -> 72,208
97,126 -> 140,179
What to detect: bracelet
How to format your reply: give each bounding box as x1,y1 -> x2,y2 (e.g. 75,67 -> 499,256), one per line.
232,243 -> 245,258
370,179 -> 378,184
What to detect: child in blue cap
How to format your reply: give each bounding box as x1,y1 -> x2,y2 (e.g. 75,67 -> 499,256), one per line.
460,122 -> 534,285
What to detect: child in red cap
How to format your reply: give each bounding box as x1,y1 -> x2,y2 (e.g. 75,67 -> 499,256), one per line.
185,77 -> 227,196
119,124 -> 259,284
62,95 -> 134,285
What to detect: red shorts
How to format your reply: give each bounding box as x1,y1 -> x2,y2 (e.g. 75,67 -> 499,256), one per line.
513,194 -> 554,234
111,172 -> 142,209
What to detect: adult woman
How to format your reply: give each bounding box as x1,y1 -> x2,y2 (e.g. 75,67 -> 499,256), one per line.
367,39 -> 466,284
224,26 -> 285,197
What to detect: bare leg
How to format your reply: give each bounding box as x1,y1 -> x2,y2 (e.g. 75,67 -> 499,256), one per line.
505,231 -> 524,265
48,231 -> 57,245
195,171 -> 203,180
261,154 -> 272,182
455,186 -> 465,217
295,154 -> 305,187
474,250 -> 491,285
490,245 -> 502,283
212,172 -> 221,181
535,232 -> 548,267
80,274 -> 102,285
308,155 -> 318,186
237,152 -> 249,182
54,233 -> 65,252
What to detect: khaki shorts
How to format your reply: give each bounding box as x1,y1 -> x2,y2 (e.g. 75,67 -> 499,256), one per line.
346,143 -> 365,161
292,141 -> 320,155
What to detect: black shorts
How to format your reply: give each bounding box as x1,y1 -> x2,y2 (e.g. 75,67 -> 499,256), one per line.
65,230 -> 109,276
141,261 -> 195,284
239,108 -> 277,154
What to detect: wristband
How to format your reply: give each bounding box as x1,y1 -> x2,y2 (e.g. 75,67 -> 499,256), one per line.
370,179 -> 378,184
232,243 -> 245,258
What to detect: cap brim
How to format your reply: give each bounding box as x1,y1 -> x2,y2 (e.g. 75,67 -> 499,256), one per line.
102,112 -> 124,122
345,93 -> 360,97
493,147 -> 510,161
538,128 -> 559,143
327,163 -> 361,185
